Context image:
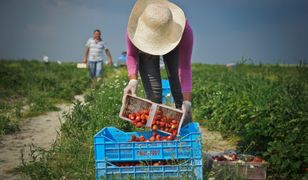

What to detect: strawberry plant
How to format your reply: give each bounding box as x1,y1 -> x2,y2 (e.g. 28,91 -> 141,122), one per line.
192,63 -> 308,178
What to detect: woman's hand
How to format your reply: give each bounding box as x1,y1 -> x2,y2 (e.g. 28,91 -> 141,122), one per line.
124,79 -> 138,96
182,100 -> 192,124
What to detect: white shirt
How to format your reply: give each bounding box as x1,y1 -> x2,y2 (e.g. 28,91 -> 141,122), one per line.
86,38 -> 107,62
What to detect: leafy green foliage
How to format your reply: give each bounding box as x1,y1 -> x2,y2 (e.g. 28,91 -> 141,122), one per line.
0,60 -> 90,134
0,114 -> 19,135
14,62 -> 308,179
192,63 -> 308,178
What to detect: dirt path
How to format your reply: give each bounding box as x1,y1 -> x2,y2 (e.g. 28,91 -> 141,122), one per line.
200,126 -> 237,153
0,95 -> 84,180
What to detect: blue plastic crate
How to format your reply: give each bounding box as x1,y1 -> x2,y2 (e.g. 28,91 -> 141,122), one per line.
94,123 -> 202,162
96,158 -> 203,180
162,79 -> 170,89
161,79 -> 174,104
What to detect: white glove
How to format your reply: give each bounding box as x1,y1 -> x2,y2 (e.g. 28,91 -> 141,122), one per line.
124,79 -> 138,96
182,101 -> 192,125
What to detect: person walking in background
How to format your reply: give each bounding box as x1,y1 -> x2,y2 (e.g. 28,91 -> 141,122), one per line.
82,29 -> 113,81
123,0 -> 194,124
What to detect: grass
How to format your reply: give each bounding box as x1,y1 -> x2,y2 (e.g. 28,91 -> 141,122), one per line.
192,62 -> 308,178
0,60 -> 90,135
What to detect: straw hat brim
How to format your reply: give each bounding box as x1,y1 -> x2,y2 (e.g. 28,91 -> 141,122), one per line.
127,0 -> 186,55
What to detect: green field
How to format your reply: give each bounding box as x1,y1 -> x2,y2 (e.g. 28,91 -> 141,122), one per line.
0,60 -> 90,135
192,63 -> 307,178
1,60 -> 307,179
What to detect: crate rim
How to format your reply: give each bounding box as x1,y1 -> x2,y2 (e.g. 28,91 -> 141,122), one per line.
93,122 -> 201,140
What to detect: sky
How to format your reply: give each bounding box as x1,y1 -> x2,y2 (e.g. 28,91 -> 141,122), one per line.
0,0 -> 307,64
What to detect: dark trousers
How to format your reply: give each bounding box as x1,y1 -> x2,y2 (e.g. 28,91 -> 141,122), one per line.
138,48 -> 183,109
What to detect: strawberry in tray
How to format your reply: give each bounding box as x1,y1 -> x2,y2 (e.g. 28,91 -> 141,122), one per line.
151,109 -> 180,136
127,109 -> 150,128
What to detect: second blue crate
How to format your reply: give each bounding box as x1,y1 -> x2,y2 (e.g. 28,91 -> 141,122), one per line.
96,158 -> 203,180
162,79 -> 174,104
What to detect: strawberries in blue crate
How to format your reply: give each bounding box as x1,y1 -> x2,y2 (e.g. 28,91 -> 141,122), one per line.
129,131 -> 176,142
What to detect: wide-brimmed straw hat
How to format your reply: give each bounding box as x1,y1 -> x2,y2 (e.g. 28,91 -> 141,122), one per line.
127,0 -> 186,55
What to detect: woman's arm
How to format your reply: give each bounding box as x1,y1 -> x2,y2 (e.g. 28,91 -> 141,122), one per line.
178,21 -> 194,101
126,32 -> 139,80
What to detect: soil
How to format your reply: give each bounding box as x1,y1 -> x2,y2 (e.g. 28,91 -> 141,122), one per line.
0,95 -> 84,180
200,126 -> 237,153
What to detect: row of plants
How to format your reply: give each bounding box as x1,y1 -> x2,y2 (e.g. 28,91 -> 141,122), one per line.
192,63 -> 308,179
0,60 -> 90,135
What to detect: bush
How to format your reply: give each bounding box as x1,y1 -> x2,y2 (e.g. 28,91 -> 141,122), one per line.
0,115 -> 19,135
192,64 -> 308,178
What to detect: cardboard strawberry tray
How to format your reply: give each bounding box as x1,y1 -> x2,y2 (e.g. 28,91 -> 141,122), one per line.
206,152 -> 268,180
119,94 -> 154,128
150,103 -> 184,136
119,94 -> 185,135
77,63 -> 87,68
